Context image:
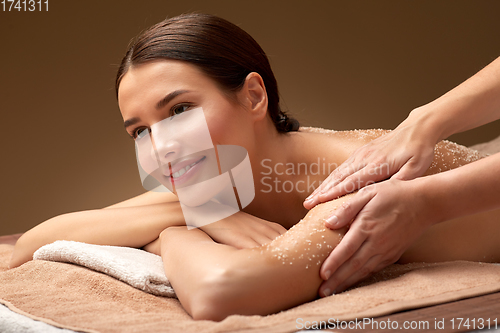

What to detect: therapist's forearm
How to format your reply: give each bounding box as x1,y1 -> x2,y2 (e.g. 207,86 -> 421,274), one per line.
418,152 -> 500,225
406,56 -> 500,143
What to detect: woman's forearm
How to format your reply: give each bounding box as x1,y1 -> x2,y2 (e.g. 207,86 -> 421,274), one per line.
405,56 -> 500,143
10,201 -> 185,268
161,196 -> 351,321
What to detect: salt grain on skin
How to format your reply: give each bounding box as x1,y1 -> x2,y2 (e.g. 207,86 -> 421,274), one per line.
429,140 -> 483,172
254,129 -> 485,273
302,127 -> 483,171
300,127 -> 338,135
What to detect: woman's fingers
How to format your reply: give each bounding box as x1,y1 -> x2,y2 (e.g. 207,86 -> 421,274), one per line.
143,237 -> 162,256
267,221 -> 288,235
199,212 -> 286,249
251,226 -> 280,246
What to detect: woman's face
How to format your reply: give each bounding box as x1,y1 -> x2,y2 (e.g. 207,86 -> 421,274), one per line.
118,60 -> 255,199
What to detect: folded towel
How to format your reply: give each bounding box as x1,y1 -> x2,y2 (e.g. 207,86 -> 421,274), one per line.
33,240 -> 176,298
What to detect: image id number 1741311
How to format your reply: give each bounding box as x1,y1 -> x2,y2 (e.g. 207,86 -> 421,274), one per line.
2,0 -> 48,11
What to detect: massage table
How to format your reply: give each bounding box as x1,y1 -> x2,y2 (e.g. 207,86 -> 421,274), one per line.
1,136 -> 500,333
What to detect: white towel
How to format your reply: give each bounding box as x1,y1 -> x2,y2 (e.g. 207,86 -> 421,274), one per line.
0,303 -> 76,333
33,241 -> 176,298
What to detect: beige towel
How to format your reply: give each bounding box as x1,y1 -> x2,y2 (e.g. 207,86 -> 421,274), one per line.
1,244 -> 500,333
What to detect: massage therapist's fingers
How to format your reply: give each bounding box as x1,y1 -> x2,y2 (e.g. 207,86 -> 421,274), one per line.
331,254 -> 384,294
305,147 -> 386,209
391,153 -> 433,181
319,219 -> 367,281
316,160 -> 391,205
304,160 -> 365,209
334,252 -> 401,294
317,165 -> 386,206
324,187 -> 375,229
319,240 -> 372,297
306,128 -> 438,210
305,149 -> 368,200
319,232 -> 389,296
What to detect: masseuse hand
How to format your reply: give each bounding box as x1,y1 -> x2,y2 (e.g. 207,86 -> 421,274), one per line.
317,178 -> 434,295
302,114 -> 439,296
200,211 -> 287,249
304,118 -> 436,209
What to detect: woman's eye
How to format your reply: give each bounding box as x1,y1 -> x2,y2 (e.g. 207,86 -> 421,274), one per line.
134,128 -> 148,139
172,104 -> 190,116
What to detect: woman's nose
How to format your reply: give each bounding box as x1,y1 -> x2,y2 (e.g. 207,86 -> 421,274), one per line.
151,135 -> 181,165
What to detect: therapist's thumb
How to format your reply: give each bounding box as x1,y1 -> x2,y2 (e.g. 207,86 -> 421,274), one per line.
392,154 -> 433,181
391,161 -> 422,181
324,190 -> 372,229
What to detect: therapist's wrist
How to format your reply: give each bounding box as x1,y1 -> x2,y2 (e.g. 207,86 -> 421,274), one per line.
410,174 -> 452,227
403,105 -> 449,144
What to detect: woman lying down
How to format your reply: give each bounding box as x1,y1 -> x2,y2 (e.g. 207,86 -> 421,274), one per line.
10,13 -> 500,321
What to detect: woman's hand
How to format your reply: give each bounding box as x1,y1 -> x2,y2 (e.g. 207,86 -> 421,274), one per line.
318,178 -> 435,296
145,211 -> 286,255
199,211 -> 287,249
304,119 -> 437,209
143,237 -> 162,256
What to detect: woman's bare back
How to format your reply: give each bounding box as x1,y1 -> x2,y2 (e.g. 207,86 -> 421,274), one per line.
305,128 -> 499,263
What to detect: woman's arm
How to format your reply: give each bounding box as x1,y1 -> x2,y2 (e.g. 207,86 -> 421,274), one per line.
10,191 -> 286,267
10,201 -> 185,268
103,191 -> 178,209
10,190 -> 180,266
160,195 -> 352,321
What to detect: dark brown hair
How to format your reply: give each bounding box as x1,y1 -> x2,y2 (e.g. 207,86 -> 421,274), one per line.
116,13 -> 299,133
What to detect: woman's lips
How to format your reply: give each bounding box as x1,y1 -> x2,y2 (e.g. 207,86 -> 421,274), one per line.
165,156 -> 206,187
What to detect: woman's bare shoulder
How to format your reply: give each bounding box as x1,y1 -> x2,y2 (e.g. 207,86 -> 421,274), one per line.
299,127 -> 389,141
297,127 -> 390,157
425,140 -> 485,175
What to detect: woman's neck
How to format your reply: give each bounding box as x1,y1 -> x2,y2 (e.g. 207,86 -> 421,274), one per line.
244,127 -> 332,228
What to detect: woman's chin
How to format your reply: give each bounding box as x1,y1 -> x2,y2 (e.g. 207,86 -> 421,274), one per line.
176,175 -> 233,207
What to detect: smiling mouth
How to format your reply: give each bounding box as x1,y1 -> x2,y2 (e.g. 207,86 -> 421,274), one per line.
168,156 -> 206,180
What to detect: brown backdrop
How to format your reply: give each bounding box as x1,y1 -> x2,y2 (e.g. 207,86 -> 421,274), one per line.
1,0 -> 500,236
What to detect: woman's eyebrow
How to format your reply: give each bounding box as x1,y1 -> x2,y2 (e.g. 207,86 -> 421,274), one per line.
123,89 -> 191,128
155,89 -> 191,110
124,117 -> 140,129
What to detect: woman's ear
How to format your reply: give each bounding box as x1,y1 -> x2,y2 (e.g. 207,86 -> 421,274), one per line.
241,72 -> 268,120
